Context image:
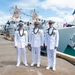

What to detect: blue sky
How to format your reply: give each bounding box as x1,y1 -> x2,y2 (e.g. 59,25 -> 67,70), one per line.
0,0 -> 75,24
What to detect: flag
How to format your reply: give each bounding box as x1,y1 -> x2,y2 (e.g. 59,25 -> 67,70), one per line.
72,10 -> 75,15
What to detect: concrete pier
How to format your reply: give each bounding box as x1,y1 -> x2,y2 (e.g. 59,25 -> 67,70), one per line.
0,35 -> 75,75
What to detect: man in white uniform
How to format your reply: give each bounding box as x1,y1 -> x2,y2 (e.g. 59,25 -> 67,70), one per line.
45,20 -> 59,71
29,21 -> 44,67
14,22 -> 28,67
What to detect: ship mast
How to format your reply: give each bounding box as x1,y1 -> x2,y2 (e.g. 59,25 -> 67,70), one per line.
10,6 -> 22,20
31,9 -> 39,21
72,10 -> 75,25
73,15 -> 75,25
10,6 -> 39,21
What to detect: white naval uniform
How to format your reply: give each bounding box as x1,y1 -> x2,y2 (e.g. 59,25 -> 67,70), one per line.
29,28 -> 44,65
45,27 -> 59,69
14,29 -> 28,65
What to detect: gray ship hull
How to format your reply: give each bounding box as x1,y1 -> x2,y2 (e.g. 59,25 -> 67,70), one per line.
58,27 -> 75,52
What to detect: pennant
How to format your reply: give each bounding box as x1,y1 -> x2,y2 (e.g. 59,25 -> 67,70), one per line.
72,10 -> 75,15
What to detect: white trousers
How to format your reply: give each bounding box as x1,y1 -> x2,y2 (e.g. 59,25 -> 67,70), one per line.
31,47 -> 40,65
47,49 -> 56,68
16,48 -> 27,64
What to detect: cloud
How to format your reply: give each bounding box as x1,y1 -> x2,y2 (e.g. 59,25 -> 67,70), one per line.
41,0 -> 75,24
0,11 -> 11,25
0,0 -> 74,25
40,14 -> 74,24
40,0 -> 75,17
12,0 -> 40,9
64,15 -> 74,24
37,14 -> 64,23
45,15 -> 74,24
46,17 -> 64,22
11,0 -> 75,18
0,11 -> 6,15
41,0 -> 75,9
22,17 -> 29,21
0,16 -> 10,25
